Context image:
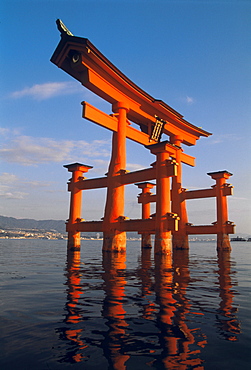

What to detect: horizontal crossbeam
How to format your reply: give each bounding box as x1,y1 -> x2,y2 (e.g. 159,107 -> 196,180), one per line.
81,69 -> 208,146
74,168 -> 156,191
66,219 -> 155,233
66,220 -> 235,235
51,32 -> 211,146
66,215 -> 179,233
75,176 -> 108,190
75,162 -> 176,191
183,188 -> 216,200
82,102 -> 195,166
66,220 -> 103,232
138,193 -> 157,204
186,223 -> 235,235
182,185 -> 233,200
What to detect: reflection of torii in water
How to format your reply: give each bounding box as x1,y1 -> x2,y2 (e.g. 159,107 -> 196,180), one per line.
216,250 -> 240,341
154,252 -> 207,369
58,250 -> 87,363
59,249 -> 130,367
58,245 -> 240,368
136,249 -> 207,368
101,252 -> 130,370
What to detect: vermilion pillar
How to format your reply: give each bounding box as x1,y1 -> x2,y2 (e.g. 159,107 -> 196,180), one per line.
170,135 -> 189,250
148,142 -> 176,255
64,163 -> 93,250
137,182 -> 155,248
208,171 -> 233,250
103,102 -> 129,252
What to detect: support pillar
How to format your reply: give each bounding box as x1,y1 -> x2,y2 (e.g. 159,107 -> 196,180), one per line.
208,171 -> 233,250
170,135 -> 189,250
64,163 -> 93,251
147,142 -> 177,255
136,182 -> 155,248
103,102 -> 129,252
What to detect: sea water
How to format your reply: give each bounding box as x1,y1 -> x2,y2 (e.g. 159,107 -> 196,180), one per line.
0,239 -> 250,369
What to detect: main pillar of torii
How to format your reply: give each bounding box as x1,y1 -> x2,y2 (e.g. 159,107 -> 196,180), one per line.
208,171 -> 233,250
102,102 -> 129,252
170,135 -> 189,249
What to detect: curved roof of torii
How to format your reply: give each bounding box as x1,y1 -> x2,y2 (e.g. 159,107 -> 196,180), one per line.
51,24 -> 211,146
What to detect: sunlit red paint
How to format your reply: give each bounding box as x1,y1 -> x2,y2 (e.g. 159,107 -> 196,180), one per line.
51,22 -> 235,253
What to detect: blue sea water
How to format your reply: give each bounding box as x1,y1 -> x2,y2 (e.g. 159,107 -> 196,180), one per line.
0,239 -> 250,369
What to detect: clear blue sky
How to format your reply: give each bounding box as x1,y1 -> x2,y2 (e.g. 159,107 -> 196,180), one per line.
1,0 -> 250,234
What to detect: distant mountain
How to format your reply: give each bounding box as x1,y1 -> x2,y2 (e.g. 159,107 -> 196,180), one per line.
0,216 -> 135,238
0,215 -> 140,238
0,215 -> 66,233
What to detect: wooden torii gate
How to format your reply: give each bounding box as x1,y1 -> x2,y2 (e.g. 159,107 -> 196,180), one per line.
51,20 -> 235,254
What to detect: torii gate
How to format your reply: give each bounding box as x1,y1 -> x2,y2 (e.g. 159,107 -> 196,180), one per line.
51,20 -> 235,254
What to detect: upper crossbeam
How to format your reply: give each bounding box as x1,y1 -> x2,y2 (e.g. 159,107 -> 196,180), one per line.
82,102 -> 195,166
51,33 -> 211,146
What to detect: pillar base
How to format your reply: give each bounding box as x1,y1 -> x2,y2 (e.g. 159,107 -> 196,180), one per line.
141,233 -> 152,249
217,233 -> 231,251
102,231 -> 127,252
154,231 -> 172,255
67,231 -> 81,251
172,233 -> 189,250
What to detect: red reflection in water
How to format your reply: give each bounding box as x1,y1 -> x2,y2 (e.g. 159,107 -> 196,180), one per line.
216,249 -> 240,341
138,248 -> 156,320
59,244 -> 241,368
63,250 -> 87,363
102,251 -> 130,370
137,248 -> 207,369
154,251 -> 206,369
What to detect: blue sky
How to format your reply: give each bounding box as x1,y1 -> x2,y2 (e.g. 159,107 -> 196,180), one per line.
0,0 -> 250,234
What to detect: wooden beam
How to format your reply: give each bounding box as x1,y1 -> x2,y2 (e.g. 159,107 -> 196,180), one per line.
120,167 -> 156,185
175,152 -> 195,167
76,167 -> 156,190
82,102 -> 195,166
77,176 -> 108,190
67,220 -> 104,232
223,185 -> 234,196
66,217 -> 179,234
186,224 -> 235,235
83,68 -> 209,146
51,34 -> 211,146
118,219 -> 156,232
76,161 -> 177,191
82,101 -> 118,132
182,185 -> 233,200
186,224 -> 217,234
138,193 -> 157,204
183,188 -> 216,200
66,218 -> 156,233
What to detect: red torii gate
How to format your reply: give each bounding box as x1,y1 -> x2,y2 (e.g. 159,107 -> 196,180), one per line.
51,20 -> 235,254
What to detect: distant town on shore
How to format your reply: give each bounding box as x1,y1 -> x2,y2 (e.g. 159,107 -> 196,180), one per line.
0,215 -> 250,241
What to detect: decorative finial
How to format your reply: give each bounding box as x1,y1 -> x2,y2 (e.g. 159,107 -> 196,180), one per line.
56,19 -> 74,36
